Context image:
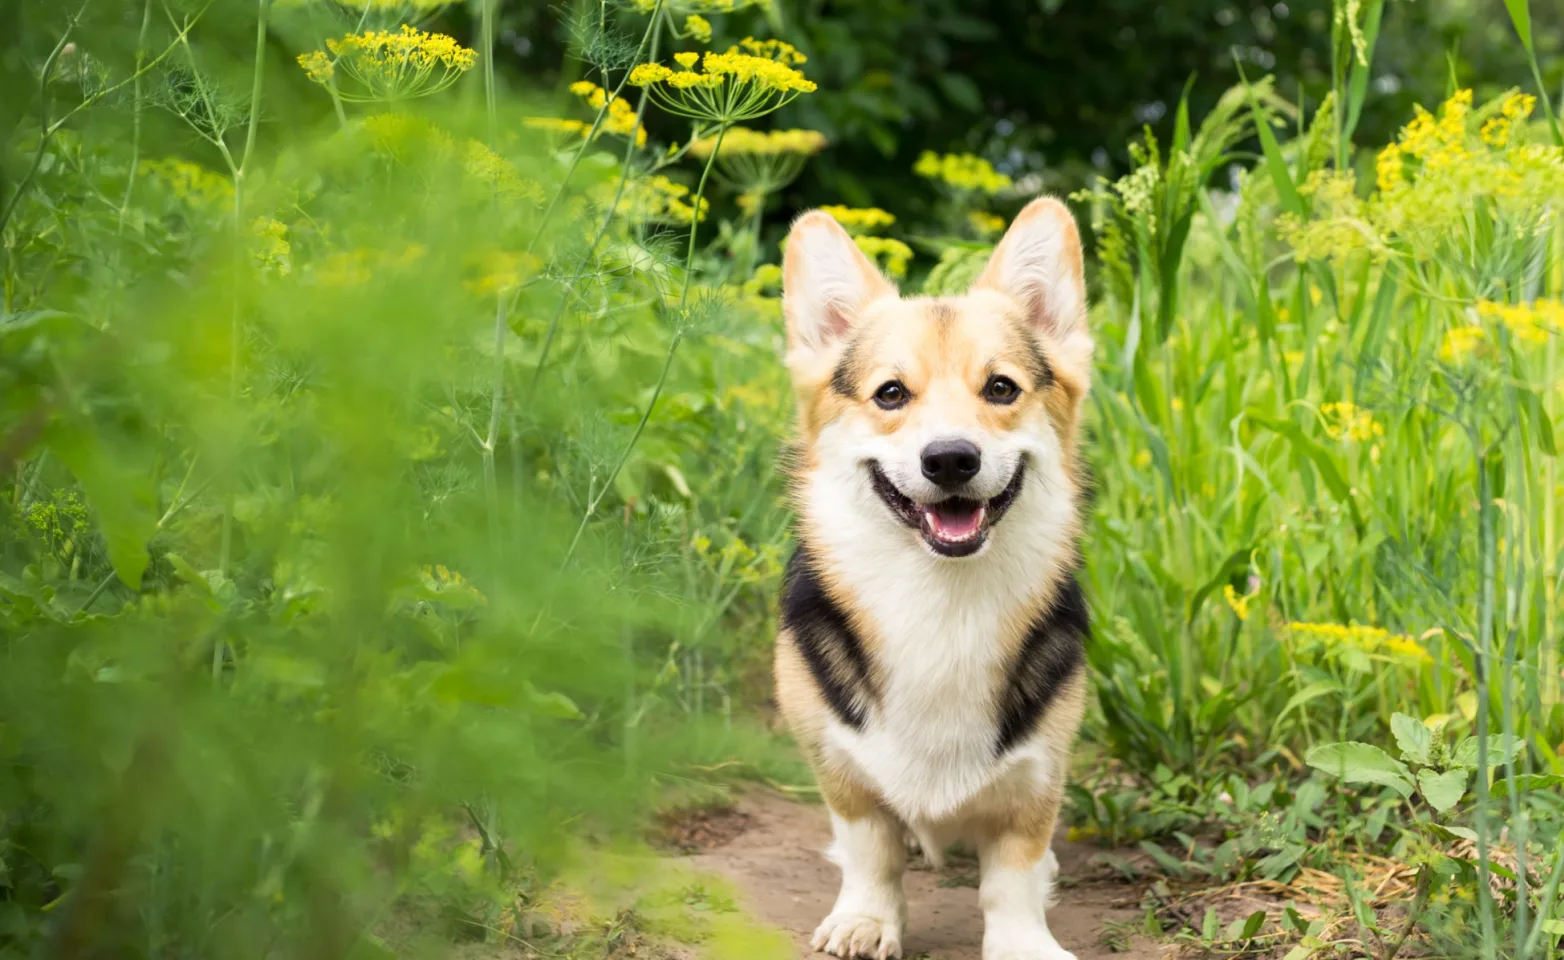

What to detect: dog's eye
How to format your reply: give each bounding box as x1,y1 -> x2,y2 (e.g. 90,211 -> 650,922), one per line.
983,375 -> 1021,405
872,380 -> 910,410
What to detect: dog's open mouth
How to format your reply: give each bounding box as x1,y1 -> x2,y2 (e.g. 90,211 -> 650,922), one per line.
868,461 -> 1025,558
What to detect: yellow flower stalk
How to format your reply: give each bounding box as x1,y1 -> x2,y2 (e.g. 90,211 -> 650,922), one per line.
298,25 -> 477,102
628,37 -> 815,124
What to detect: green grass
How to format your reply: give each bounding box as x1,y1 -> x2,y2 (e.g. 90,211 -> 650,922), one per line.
1,0 -> 1561,958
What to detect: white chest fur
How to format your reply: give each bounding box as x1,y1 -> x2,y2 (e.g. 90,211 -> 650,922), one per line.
804,463 -> 1077,826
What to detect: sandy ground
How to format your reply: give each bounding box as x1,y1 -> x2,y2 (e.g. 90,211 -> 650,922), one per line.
684,790 -> 1170,960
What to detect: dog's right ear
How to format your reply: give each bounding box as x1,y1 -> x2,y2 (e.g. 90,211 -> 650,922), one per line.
781,210 -> 895,363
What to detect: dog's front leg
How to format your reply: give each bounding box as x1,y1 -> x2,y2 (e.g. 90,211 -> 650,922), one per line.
812,800 -> 907,960
976,797 -> 1076,960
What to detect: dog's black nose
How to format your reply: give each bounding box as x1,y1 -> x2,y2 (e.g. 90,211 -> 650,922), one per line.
921,439 -> 982,489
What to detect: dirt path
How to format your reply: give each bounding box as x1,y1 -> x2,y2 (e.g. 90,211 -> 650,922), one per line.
683,791 -> 1169,960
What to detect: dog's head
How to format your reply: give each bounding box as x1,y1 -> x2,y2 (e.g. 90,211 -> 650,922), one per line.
782,197 -> 1092,561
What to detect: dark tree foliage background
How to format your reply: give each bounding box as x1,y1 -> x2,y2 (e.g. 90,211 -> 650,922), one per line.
499,0 -> 1561,224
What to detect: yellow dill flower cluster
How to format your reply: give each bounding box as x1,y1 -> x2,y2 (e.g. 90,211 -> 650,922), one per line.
1479,92 -> 1536,149
609,175 -> 709,225
743,262 -> 782,296
1287,621 -> 1431,664
525,81 -> 645,146
1287,89 -> 1564,266
689,126 -> 826,158
419,564 -> 487,606
1476,298 -> 1559,346
968,211 -> 1006,237
249,217 -> 292,275
308,243 -> 429,287
692,126 -> 827,197
818,205 -> 896,234
853,236 -> 912,278
1439,324 -> 1487,364
299,25 -> 477,102
460,139 -> 545,203
913,151 -> 1012,194
684,15 -> 712,43
629,38 -> 815,123
1319,402 -> 1384,442
139,157 -> 233,207
464,249 -> 544,297
626,0 -> 772,10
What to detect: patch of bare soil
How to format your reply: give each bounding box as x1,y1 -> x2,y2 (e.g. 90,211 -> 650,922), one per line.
656,804 -> 758,855
681,790 -> 1173,960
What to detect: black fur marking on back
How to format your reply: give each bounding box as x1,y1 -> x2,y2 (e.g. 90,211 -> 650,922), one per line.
994,571 -> 1088,755
780,545 -> 876,729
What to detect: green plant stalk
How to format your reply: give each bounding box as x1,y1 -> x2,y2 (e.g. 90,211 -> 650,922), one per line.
117,0 -> 154,233
479,0 -> 505,548
519,16 -> 665,405
557,124 -> 727,569
1474,443 -> 1498,957
524,0 -> 664,255
219,0 -> 270,576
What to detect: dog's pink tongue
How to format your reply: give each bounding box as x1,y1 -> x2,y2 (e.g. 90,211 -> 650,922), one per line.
922,501 -> 985,542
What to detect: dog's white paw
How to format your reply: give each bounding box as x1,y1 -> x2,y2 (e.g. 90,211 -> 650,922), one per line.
811,911 -> 903,959
983,927 -> 1077,960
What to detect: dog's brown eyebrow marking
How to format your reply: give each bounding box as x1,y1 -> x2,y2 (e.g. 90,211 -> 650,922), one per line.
830,336 -> 863,399
1021,334 -> 1054,390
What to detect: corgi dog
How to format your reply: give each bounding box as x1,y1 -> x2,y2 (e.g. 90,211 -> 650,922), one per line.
773,198 -> 1093,960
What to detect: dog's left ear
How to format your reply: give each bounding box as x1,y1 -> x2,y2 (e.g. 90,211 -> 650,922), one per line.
972,197 -> 1087,340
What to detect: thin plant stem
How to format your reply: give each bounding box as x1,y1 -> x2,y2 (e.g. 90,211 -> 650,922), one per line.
1474,441 -> 1498,958
219,0 -> 271,576
556,123 -> 725,570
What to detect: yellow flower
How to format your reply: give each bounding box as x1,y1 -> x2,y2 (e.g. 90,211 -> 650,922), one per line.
689,126 -> 827,158
818,205 -> 895,234
1133,450 -> 1152,469
1223,584 -> 1251,621
139,157 -> 233,207
674,51 -> 700,69
743,262 -> 782,295
1476,299 -> 1558,346
461,139 -> 544,202
526,81 -> 646,147
629,38 -> 815,123
303,25 -> 478,102
684,15 -> 713,43
464,249 -> 543,297
913,150 -> 1012,194
607,174 -> 708,225
852,235 -> 912,277
968,211 -> 1006,236
249,217 -> 291,275
297,50 -> 333,84
1319,402 -> 1383,442
1440,324 -> 1486,363
1286,622 -> 1428,663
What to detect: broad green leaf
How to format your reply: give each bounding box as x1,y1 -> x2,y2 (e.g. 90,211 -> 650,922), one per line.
1452,734 -> 1525,770
1305,741 -> 1415,798
524,682 -> 584,720
50,425 -> 158,591
1490,773 -> 1564,799
1241,910 -> 1267,940
1427,822 -> 1479,844
1391,712 -> 1433,766
1418,768 -> 1468,814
